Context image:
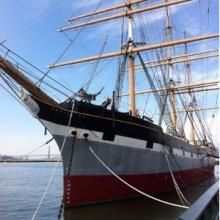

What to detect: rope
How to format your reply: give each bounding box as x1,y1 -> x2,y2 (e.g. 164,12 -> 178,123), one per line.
31,102 -> 75,220
136,51 -> 180,137
0,44 -> 74,95
164,152 -> 190,205
88,145 -> 189,209
0,72 -> 35,115
25,138 -> 54,156
83,34 -> 109,91
37,0 -> 105,86
0,76 -> 28,110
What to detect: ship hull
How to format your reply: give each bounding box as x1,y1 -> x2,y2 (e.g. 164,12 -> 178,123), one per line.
52,134 -> 214,207
30,98 -> 215,207
63,166 -> 214,207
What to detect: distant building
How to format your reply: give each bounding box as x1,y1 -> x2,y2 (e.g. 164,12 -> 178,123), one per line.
0,155 -> 15,161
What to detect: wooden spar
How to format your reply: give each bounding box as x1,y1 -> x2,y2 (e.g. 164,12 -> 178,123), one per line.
172,87 -> 219,95
169,90 -> 177,128
0,56 -> 58,106
121,80 -> 219,96
59,0 -> 192,32
66,0 -> 149,22
48,34 -> 219,68
158,106 -> 219,114
129,55 -> 136,116
135,50 -> 219,70
124,87 -> 219,96
127,4 -> 136,116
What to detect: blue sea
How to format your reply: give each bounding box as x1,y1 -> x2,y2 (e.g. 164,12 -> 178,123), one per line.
0,163 -> 218,220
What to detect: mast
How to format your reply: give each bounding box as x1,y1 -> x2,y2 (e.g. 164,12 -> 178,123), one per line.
165,0 -> 177,129
127,2 -> 136,116
183,32 -> 195,144
45,0 -> 218,124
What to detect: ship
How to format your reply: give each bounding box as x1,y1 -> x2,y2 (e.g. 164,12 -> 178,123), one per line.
0,0 -> 219,208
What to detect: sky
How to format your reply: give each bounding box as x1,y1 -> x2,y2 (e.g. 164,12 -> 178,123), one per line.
0,0 -> 219,156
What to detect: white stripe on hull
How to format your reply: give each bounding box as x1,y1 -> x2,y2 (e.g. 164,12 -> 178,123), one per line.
40,119 -> 215,176
41,119 -> 147,149
41,119 -> 205,159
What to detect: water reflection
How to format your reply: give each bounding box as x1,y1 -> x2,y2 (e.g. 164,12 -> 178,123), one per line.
64,167 -> 218,220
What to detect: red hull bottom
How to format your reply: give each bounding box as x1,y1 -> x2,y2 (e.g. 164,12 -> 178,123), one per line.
64,165 -> 214,207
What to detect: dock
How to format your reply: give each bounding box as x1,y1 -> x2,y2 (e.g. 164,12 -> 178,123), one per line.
179,181 -> 219,220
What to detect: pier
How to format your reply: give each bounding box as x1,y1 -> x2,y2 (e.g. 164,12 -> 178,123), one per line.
179,181 -> 219,220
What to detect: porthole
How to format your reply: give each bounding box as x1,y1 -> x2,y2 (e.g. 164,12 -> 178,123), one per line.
70,130 -> 77,136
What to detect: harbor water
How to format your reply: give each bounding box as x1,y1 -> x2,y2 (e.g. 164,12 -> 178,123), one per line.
0,163 -> 218,220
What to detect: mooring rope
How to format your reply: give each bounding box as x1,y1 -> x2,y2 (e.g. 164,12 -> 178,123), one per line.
31,102 -> 75,220
164,152 -> 190,205
88,146 -> 189,209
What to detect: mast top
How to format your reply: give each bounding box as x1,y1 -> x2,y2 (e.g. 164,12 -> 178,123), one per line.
66,0 -> 147,23
58,0 -> 192,32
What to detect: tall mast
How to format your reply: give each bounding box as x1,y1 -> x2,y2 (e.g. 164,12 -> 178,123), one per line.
46,0 -> 219,128
165,0 -> 177,129
183,32 -> 195,144
127,2 -> 136,116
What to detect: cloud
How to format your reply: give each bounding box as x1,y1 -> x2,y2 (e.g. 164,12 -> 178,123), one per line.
62,0 -> 206,44
81,0 -> 188,40
192,68 -> 219,82
133,0 -> 190,26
